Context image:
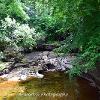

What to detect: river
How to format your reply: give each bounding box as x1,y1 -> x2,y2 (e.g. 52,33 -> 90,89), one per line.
0,71 -> 99,100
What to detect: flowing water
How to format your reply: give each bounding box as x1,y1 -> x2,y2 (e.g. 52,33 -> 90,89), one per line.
0,71 -> 99,100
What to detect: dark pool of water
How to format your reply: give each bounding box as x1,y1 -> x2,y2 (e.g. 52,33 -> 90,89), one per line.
2,71 -> 100,100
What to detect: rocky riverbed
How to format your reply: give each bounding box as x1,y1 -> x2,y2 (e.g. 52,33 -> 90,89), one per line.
0,51 -> 75,82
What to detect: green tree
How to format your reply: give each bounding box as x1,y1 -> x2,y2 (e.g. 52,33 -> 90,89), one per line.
0,0 -> 29,20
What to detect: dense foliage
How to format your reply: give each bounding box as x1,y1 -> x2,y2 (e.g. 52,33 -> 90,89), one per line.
0,0 -> 100,76
0,0 -> 29,20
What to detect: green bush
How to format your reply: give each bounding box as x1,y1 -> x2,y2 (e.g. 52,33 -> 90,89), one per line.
0,16 -> 41,50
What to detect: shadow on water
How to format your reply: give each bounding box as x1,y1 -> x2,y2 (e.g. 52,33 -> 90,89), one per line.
0,71 -> 100,100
